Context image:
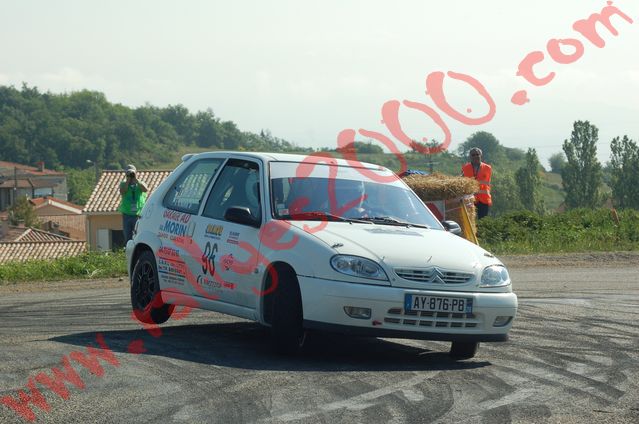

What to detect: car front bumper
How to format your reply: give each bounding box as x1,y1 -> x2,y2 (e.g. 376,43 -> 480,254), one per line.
298,276 -> 517,342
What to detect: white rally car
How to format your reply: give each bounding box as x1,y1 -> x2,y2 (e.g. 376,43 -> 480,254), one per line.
126,151 -> 517,359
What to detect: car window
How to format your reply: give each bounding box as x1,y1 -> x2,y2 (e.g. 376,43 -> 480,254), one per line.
269,162 -> 442,229
202,159 -> 261,222
163,159 -> 224,214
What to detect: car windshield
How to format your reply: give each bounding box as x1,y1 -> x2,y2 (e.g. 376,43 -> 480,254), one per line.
270,161 -> 443,229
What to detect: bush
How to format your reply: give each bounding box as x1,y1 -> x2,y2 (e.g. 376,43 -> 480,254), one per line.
0,250 -> 127,283
477,208 -> 639,254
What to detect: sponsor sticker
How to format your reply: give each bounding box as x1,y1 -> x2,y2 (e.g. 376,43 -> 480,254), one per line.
197,274 -> 222,290
158,257 -> 187,285
205,224 -> 224,239
163,209 -> 192,223
220,253 -> 234,271
226,231 -> 240,245
158,219 -> 196,240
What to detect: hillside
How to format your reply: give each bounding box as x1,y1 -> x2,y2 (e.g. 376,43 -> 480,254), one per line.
0,84 -> 566,212
0,84 -> 310,170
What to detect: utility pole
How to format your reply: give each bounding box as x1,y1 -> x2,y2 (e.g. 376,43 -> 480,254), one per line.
13,167 -> 18,206
86,159 -> 99,182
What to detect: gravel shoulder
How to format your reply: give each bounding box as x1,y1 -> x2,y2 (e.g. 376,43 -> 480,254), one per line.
499,250 -> 639,268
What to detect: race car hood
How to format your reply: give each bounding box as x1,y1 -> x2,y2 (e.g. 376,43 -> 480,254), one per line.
288,221 -> 497,279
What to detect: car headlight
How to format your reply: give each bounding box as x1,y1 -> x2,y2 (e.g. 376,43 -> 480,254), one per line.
480,265 -> 510,287
330,255 -> 388,281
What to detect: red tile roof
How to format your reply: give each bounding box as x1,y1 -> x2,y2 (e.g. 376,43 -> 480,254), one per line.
84,170 -> 172,213
14,228 -> 72,242
0,178 -> 64,189
0,161 -> 65,176
0,241 -> 86,263
30,196 -> 83,213
0,226 -> 71,242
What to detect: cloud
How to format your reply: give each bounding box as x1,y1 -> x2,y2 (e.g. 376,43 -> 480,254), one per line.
556,68 -> 598,85
338,75 -> 371,92
254,70 -> 272,96
32,67 -> 132,102
628,70 -> 639,84
41,67 -> 114,91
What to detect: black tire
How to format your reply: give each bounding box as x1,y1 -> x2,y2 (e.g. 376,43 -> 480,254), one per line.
131,250 -> 174,325
449,341 -> 479,360
271,272 -> 306,354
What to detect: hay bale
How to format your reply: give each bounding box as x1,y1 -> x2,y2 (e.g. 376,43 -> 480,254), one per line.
402,173 -> 479,239
445,195 -> 477,239
402,172 -> 479,201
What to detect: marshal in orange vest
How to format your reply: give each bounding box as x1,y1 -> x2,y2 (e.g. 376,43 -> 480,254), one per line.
462,162 -> 492,206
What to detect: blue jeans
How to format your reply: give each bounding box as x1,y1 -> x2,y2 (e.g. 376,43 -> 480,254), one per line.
476,202 -> 490,219
122,214 -> 139,242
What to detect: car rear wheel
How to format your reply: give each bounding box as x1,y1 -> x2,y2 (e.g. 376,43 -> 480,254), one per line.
449,341 -> 479,360
271,272 -> 307,354
131,250 -> 174,324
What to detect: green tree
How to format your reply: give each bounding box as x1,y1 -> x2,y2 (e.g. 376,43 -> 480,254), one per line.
503,146 -> 526,162
195,109 -> 221,148
0,84 -> 302,170
515,148 -> 544,213
548,152 -> 566,173
561,121 -> 603,208
8,196 -> 40,228
409,139 -> 445,173
220,120 -> 242,150
338,141 -> 384,154
458,131 -> 503,163
66,168 -> 97,205
489,171 -> 523,216
609,135 -> 639,208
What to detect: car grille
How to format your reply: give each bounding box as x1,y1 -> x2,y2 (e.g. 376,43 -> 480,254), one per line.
383,307 -> 479,329
394,267 -> 474,284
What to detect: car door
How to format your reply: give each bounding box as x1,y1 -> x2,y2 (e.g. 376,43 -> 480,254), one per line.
190,158 -> 264,308
157,158 -> 224,295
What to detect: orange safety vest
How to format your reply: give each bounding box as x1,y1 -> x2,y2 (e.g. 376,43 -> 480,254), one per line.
462,162 -> 492,206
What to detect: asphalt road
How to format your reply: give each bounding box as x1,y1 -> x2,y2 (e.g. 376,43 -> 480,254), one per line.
1,260 -> 638,423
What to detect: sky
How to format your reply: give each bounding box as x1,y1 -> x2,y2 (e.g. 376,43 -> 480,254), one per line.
1,0 -> 638,168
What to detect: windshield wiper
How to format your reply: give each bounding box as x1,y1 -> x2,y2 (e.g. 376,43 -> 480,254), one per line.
279,211 -> 370,224
360,216 -> 430,229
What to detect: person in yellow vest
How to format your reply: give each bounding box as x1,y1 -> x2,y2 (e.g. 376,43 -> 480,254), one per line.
461,148 -> 492,219
119,164 -> 148,242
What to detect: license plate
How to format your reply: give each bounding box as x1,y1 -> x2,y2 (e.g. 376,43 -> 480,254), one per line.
404,294 -> 473,313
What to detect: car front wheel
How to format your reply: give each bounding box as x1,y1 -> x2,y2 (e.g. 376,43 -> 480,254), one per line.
271,272 -> 306,354
449,341 -> 479,360
131,250 -> 174,324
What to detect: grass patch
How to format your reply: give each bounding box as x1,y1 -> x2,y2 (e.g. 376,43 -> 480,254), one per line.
3,208 -> 638,283
478,208 -> 639,255
0,250 -> 127,284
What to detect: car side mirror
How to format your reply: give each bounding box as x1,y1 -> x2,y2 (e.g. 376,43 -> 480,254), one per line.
224,206 -> 261,228
442,220 -> 462,236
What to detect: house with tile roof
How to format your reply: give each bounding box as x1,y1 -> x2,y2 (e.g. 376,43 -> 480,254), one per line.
0,220 -> 86,263
83,170 -> 172,251
29,196 -> 86,240
0,241 -> 87,264
0,223 -> 72,242
0,161 -> 68,211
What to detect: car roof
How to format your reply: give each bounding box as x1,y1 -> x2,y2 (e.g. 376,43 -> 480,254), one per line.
183,151 -> 388,171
